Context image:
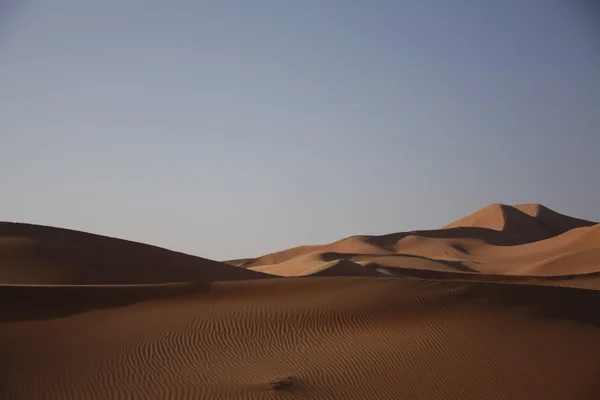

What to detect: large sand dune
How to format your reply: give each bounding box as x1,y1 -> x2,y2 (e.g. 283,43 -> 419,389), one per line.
242,204 -> 600,289
1,204 -> 599,399
0,222 -> 268,284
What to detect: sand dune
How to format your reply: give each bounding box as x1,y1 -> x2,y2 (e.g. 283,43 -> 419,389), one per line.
514,203 -> 597,234
242,204 -> 597,270
241,204 -> 599,288
0,222 -> 268,284
251,257 -> 385,277
243,235 -> 391,268
1,203 -> 599,399
1,278 -> 599,399
443,203 -> 595,236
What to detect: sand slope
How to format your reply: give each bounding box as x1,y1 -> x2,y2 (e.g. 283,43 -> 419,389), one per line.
1,278 -> 599,399
0,222 -> 268,284
1,204 -> 599,399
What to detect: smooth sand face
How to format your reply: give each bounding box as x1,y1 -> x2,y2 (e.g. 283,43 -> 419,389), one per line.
1,204 -> 599,399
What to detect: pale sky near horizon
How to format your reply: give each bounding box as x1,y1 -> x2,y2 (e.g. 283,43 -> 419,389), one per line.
1,1 -> 599,260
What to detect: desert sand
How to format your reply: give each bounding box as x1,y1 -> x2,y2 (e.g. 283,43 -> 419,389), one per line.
1,203 -> 599,399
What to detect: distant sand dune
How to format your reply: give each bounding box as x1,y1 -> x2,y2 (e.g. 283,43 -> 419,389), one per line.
240,204 -> 599,287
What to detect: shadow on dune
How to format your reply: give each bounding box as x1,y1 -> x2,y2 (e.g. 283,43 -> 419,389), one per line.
515,204 -> 597,235
320,252 -> 477,272
366,226 -> 550,249
0,281 -> 210,322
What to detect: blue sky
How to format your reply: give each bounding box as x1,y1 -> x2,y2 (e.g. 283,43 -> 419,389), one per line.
1,1 -> 598,260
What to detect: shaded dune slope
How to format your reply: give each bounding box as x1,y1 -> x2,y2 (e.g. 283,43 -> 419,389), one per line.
1,278 -> 599,399
514,203 -> 597,235
0,222 -> 268,285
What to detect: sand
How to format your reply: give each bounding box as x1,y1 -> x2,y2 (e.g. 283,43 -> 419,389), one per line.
1,203 -> 599,399
247,204 -> 600,289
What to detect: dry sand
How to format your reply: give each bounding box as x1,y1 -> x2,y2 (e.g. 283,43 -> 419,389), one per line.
1,203 -> 599,399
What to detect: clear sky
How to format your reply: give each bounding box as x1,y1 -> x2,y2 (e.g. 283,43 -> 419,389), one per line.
1,1 -> 599,260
